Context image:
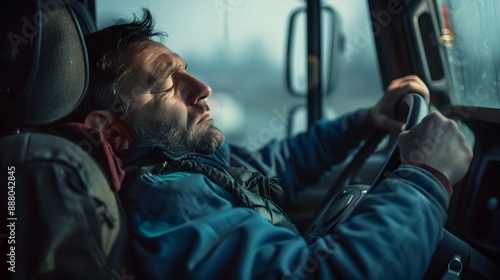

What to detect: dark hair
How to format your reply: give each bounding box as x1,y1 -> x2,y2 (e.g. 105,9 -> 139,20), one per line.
76,8 -> 167,120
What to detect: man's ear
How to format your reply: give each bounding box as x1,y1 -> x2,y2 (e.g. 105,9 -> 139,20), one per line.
85,110 -> 133,152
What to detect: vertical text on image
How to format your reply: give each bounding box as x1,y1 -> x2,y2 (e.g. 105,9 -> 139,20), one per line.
7,166 -> 16,273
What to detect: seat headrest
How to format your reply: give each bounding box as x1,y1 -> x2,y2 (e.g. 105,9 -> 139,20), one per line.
0,0 -> 88,132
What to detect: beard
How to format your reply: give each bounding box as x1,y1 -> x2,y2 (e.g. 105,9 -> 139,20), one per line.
123,107 -> 225,155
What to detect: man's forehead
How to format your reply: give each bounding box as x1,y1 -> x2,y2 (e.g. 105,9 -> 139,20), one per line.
129,40 -> 185,69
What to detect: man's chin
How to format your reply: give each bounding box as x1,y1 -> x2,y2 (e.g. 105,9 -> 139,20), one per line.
202,120 -> 223,137
207,126 -> 225,149
193,123 -> 225,154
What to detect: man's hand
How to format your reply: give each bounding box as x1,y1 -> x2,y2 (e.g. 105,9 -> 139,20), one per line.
398,112 -> 473,185
370,75 -> 430,132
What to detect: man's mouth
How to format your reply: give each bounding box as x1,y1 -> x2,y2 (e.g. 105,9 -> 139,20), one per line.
197,112 -> 212,124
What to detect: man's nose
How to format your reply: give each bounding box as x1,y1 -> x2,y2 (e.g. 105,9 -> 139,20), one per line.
182,74 -> 212,105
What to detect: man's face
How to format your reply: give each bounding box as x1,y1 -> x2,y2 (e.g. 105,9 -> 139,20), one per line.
120,40 -> 224,154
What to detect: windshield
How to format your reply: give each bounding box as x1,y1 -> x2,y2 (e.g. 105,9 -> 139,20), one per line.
437,0 -> 500,108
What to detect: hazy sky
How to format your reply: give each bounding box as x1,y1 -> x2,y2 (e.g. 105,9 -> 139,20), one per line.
96,0 -> 374,65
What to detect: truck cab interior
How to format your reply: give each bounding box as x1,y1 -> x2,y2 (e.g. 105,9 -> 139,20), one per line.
1,0 -> 499,279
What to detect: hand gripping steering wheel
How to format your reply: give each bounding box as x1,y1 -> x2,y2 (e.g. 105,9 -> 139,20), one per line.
305,93 -> 429,244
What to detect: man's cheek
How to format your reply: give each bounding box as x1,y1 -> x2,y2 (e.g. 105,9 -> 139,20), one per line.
156,107 -> 186,128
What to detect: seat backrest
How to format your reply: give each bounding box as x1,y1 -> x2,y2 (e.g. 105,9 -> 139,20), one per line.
0,1 -> 129,279
69,0 -> 97,36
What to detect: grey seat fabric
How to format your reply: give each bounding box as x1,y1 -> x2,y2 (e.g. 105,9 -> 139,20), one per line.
0,1 -> 128,279
0,1 -> 86,129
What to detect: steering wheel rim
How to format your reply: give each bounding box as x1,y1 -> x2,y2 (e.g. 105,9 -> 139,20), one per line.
304,93 -> 429,244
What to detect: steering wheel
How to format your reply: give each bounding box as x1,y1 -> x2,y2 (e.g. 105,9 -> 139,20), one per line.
304,93 -> 429,244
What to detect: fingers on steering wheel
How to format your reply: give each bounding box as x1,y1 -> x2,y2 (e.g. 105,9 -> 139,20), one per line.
380,115 -> 405,132
386,76 -> 430,103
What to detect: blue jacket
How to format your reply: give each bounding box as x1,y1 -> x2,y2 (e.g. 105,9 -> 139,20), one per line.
119,109 -> 449,280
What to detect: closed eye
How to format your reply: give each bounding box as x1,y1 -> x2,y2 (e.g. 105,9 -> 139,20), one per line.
163,85 -> 174,93
152,77 -> 175,94
154,84 -> 174,94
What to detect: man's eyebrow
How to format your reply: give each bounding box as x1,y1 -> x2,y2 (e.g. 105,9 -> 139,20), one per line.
148,55 -> 187,87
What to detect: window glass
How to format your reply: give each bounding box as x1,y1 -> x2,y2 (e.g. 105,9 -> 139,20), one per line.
96,0 -> 382,148
437,0 -> 500,108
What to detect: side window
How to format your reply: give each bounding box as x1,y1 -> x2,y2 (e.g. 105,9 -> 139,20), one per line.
96,0 -> 382,148
437,0 -> 500,108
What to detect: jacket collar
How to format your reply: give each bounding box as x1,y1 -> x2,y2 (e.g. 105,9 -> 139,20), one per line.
118,143 -> 232,171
